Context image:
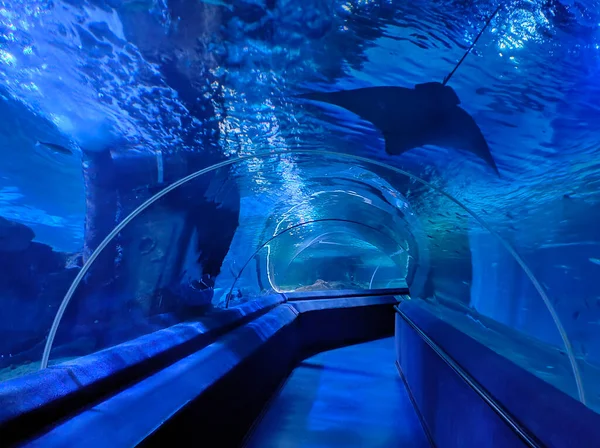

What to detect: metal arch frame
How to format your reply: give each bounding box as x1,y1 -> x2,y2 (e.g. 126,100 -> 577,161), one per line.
224,218 -> 407,308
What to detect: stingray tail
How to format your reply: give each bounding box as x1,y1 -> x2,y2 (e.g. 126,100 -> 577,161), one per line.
475,143 -> 499,176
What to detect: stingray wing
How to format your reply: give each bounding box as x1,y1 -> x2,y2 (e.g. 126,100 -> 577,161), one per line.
432,106 -> 498,174
414,82 -> 461,108
382,130 -> 430,156
296,87 -> 415,131
298,87 -> 498,174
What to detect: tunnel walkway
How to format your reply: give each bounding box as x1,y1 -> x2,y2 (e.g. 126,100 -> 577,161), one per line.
244,337 -> 430,448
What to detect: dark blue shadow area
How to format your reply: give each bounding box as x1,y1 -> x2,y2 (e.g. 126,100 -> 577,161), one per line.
245,337 -> 429,448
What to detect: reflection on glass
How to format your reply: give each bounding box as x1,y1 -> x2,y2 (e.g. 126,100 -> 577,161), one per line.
279,232 -> 401,291
226,219 -> 408,303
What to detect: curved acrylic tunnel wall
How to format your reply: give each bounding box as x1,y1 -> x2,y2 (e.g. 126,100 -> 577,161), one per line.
31,153 -> 414,370
1,150 -> 598,418
227,218 -> 410,299
221,164 -> 422,300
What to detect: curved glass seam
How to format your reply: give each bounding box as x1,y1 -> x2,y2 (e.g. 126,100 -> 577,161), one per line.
285,230 -> 383,267
40,149 -> 585,406
369,265 -> 381,289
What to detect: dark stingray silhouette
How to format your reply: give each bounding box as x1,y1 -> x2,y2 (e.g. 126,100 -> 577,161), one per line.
297,81 -> 499,174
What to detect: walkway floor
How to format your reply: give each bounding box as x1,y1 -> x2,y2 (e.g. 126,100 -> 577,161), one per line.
245,337 -> 430,448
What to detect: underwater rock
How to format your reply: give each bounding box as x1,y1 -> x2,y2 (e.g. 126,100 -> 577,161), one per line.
0,221 -> 80,363
0,241 -> 69,298
25,242 -> 69,273
0,265 -> 79,365
66,252 -> 84,269
170,281 -> 214,309
0,217 -> 35,252
138,236 -> 155,254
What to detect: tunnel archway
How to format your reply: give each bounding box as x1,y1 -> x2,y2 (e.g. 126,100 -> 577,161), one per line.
39,149 -> 583,407
225,217 -> 408,306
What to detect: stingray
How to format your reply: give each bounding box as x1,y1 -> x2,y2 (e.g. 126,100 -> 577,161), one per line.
296,6 -> 502,175
297,82 -> 498,174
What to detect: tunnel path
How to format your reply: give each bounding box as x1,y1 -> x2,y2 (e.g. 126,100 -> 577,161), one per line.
244,337 -> 430,447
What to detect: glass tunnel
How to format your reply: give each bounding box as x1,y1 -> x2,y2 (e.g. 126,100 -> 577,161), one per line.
1,0 -> 600,446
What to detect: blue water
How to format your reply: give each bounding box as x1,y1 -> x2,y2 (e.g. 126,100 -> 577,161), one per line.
1,0 -> 600,412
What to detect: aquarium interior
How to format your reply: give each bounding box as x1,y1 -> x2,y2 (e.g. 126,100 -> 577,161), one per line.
1,0 -> 600,445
